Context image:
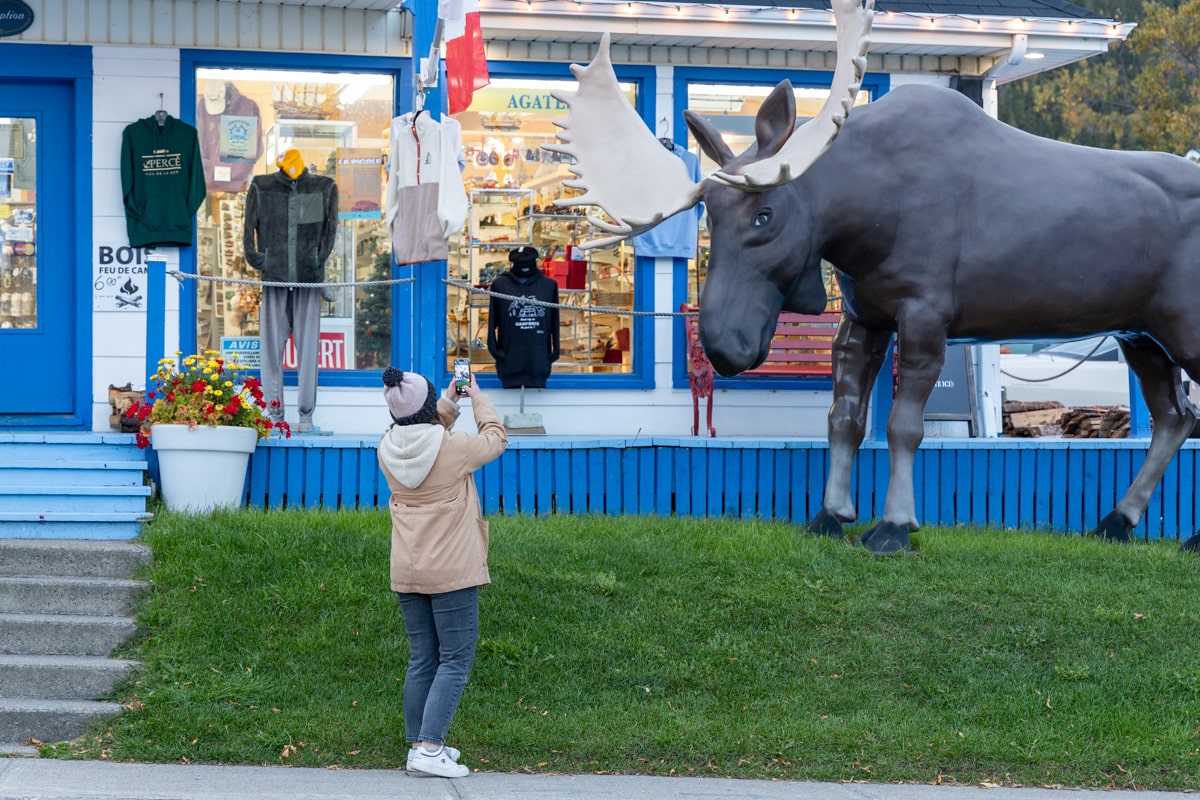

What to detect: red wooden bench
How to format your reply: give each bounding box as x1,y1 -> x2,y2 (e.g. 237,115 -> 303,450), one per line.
681,303 -> 843,436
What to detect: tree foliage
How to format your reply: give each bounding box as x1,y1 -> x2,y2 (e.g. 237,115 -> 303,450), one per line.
999,0 -> 1200,155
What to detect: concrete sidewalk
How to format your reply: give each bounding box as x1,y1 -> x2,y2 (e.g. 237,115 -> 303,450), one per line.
0,759 -> 1189,800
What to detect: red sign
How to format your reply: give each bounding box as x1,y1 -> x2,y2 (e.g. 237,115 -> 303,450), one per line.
282,332 -> 347,370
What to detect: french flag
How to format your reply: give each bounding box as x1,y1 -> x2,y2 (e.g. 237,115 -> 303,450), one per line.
439,0 -> 490,115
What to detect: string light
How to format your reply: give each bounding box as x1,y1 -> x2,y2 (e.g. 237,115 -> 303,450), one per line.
477,0 -> 1131,41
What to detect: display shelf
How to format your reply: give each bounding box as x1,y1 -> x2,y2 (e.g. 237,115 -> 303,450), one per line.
468,188 -> 532,243
448,190 -> 635,374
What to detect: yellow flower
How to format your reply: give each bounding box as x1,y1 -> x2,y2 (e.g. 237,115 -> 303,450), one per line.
213,390 -> 224,397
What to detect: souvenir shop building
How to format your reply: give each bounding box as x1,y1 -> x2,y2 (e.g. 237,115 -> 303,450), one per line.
0,0 -> 1131,438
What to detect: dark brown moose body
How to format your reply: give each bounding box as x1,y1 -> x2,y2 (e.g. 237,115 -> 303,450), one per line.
549,0 -> 1200,555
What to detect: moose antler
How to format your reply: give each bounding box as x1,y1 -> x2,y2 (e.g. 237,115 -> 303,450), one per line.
544,33 -> 703,249
714,0 -> 875,190
545,0 -> 874,246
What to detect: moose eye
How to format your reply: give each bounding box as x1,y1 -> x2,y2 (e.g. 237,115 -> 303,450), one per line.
753,208 -> 772,227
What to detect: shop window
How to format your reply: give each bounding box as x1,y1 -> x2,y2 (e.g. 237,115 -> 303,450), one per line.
0,117 -> 36,329
684,83 -> 871,313
192,68 -> 395,371
447,78 -> 638,377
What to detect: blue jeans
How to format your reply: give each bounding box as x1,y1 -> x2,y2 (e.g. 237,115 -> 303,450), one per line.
396,586 -> 479,746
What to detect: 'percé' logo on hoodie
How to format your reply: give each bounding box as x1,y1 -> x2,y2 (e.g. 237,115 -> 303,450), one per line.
142,148 -> 183,176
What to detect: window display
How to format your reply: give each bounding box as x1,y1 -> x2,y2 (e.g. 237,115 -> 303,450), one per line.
684,83 -> 866,310
0,117 -> 37,329
193,68 -> 395,370
447,78 -> 638,377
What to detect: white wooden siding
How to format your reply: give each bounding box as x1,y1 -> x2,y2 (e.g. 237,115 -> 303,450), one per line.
13,0 -> 412,56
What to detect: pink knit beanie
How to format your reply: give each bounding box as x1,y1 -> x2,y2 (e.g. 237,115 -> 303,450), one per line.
382,366 -> 437,425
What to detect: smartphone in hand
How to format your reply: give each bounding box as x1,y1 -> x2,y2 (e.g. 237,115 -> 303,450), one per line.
453,358 -> 471,396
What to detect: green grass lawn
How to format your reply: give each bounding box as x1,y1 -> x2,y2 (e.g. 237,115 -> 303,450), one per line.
43,510 -> 1200,789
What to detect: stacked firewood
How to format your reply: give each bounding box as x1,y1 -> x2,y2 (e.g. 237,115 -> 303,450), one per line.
1002,400 -> 1131,438
1060,405 -> 1131,438
108,383 -> 143,433
1002,400 -> 1066,437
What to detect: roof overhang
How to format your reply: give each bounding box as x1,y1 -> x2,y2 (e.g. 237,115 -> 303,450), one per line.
221,0 -> 1135,82
473,0 -> 1133,82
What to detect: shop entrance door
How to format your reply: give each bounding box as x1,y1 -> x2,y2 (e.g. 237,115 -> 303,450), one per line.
0,80 -> 77,422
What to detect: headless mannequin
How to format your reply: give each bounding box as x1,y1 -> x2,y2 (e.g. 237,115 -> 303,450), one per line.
487,246 -> 560,389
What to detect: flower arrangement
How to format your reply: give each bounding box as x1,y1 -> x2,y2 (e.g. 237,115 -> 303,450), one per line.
125,351 -> 291,449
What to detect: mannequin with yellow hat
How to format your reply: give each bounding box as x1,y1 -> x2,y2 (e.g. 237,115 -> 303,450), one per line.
276,148 -> 307,180
242,147 -> 339,433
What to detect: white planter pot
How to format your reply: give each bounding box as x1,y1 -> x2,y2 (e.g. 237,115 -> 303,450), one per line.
151,424 -> 259,513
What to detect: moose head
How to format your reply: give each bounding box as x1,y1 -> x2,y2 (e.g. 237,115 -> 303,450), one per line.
545,0 -> 873,376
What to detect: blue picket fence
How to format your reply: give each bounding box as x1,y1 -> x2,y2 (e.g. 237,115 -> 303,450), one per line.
242,436 -> 1200,543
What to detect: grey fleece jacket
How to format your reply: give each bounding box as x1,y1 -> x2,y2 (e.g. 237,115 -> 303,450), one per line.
243,169 -> 338,284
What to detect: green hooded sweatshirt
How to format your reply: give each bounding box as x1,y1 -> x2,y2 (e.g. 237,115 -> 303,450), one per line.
120,114 -> 207,247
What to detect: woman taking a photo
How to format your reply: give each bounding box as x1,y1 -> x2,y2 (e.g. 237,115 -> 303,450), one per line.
377,365 -> 508,778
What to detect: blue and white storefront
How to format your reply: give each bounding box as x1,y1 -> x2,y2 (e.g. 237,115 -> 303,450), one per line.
7,0 -> 1182,543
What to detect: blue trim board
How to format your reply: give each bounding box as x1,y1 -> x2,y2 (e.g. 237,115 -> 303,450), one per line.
0,44 -> 93,429
176,49 -> 415,367
214,435 -> 1200,542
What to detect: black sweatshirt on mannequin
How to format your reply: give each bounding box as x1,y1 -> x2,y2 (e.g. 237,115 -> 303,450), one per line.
487,268 -> 560,389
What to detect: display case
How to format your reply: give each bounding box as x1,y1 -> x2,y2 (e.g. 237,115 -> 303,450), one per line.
0,201 -> 37,329
448,189 -> 534,368
447,188 -> 639,374
264,119 -> 356,176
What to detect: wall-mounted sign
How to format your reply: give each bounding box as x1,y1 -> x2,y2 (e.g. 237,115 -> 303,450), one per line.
92,243 -> 159,311
0,0 -> 34,38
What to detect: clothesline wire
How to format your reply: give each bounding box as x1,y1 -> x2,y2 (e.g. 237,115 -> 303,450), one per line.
164,270 -> 696,318
444,279 -> 688,318
167,270 -> 415,289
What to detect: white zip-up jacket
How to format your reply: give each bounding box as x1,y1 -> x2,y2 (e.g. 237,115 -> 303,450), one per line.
385,111 -> 469,265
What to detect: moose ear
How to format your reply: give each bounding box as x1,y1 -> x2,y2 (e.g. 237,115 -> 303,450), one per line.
754,81 -> 797,159
684,109 -> 735,168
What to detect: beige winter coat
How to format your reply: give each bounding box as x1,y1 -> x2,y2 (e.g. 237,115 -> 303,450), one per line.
377,392 -> 508,594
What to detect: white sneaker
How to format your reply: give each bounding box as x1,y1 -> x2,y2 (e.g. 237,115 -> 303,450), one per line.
407,745 -> 459,765
407,747 -> 468,778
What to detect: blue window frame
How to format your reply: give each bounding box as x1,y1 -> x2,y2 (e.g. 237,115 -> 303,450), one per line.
670,66 -> 890,393
445,60 -> 657,391
178,49 -> 412,389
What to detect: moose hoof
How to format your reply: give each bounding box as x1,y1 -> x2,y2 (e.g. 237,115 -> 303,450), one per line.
1180,533 -> 1200,554
806,509 -> 845,540
856,522 -> 912,555
1091,511 -> 1133,543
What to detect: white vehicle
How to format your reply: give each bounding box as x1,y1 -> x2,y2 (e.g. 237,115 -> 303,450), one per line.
999,337 -> 1130,407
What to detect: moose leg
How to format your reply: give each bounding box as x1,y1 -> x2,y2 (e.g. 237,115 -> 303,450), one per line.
1094,336 -> 1197,543
857,318 -> 947,555
812,318 -> 894,540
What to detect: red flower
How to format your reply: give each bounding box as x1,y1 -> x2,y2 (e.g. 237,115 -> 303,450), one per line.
191,380 -> 207,393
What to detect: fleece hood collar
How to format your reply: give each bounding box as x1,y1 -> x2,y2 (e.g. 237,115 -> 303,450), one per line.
378,423 -> 445,489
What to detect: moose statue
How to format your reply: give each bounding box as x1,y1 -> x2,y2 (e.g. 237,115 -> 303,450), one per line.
547,0 -> 1200,555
